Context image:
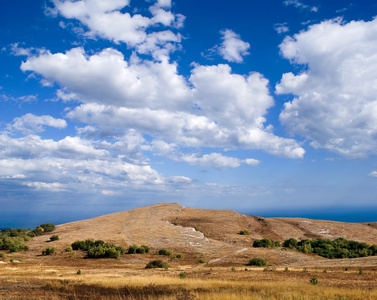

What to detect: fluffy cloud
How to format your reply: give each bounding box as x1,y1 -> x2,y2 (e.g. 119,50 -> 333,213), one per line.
7,113 -> 67,134
368,171 -> 377,178
0,132 -> 189,192
22,47 -> 304,158
218,29 -> 250,63
48,0 -> 183,57
277,17 -> 377,158
21,48 -> 191,111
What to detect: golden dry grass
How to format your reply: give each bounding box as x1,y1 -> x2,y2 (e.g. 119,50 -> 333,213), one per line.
1,203 -> 377,299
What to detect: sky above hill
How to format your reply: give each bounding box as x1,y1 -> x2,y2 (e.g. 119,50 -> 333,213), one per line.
1,0 -> 377,228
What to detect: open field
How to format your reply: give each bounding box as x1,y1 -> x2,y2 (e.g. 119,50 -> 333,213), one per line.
1,203 -> 377,299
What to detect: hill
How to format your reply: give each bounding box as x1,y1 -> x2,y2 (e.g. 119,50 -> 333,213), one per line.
26,202 -> 377,268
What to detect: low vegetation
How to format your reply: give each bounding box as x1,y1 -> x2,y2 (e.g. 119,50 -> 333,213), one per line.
71,239 -> 125,259
145,260 -> 168,269
253,238 -> 281,248
158,249 -> 173,256
127,244 -> 150,254
253,237 -> 377,259
247,257 -> 267,266
238,229 -> 251,235
42,247 -> 56,256
282,237 -> 377,258
50,235 -> 60,241
0,223 -> 56,253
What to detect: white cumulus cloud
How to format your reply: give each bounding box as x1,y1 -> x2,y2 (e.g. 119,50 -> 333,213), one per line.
7,113 -> 67,134
217,29 -> 250,63
277,17 -> 377,158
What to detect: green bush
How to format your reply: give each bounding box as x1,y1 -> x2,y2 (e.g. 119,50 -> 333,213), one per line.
145,260 -> 169,269
1,237 -> 29,253
71,239 -> 124,259
253,238 -> 281,248
238,230 -> 251,235
283,238 -> 298,248
77,269 -> 81,275
87,245 -> 121,259
42,247 -> 56,256
176,253 -> 185,259
127,244 -> 150,254
179,272 -> 187,279
158,249 -> 173,256
282,237 -> 377,259
0,253 -> 4,258
39,223 -> 55,232
198,259 -> 207,263
50,235 -> 59,241
247,257 -> 267,266
136,245 -> 150,254
65,247 -> 73,252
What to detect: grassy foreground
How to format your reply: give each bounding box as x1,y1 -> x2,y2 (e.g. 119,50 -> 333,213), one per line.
1,264 -> 377,300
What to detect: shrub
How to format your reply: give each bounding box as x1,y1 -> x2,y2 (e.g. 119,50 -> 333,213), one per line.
50,235 -> 59,241
238,230 -> 251,235
77,269 -> 81,275
283,238 -> 298,249
253,238 -> 281,248
198,259 -> 207,264
136,245 -> 150,254
128,244 -> 150,254
145,260 -> 168,269
71,240 -> 124,259
158,249 -> 173,256
65,247 -> 73,252
42,247 -> 56,256
87,245 -> 122,259
179,272 -> 187,279
247,257 -> 267,266
0,253 -> 4,258
128,244 -> 138,254
176,253 -> 185,259
39,223 -> 55,232
310,276 -> 318,285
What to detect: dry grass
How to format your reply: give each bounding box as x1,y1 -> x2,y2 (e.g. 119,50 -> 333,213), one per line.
1,261 -> 377,300
1,203 -> 377,299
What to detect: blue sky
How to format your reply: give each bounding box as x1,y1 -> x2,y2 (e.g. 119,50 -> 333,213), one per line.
1,0 -> 377,228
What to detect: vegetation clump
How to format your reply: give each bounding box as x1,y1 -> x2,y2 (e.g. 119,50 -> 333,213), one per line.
247,257 -> 267,266
42,247 -> 56,256
158,249 -> 173,256
145,260 -> 168,269
310,276 -> 318,285
50,235 -> 60,241
282,237 -> 377,259
127,244 -> 150,254
71,239 -> 125,259
238,229 -> 251,235
0,223 -> 56,253
253,238 -> 281,248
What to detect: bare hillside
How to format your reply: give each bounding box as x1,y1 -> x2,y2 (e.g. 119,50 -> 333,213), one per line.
27,202 -> 377,266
